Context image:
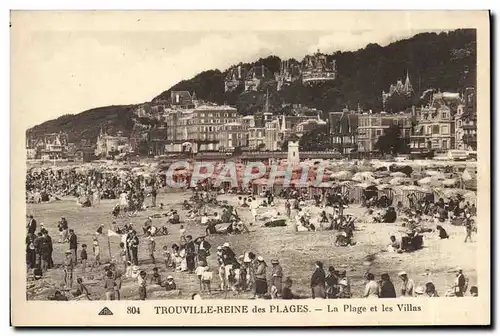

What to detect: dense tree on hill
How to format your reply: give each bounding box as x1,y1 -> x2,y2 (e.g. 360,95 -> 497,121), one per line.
27,105 -> 136,143
384,91 -> 413,113
299,125 -> 331,151
153,29 -> 475,114
375,125 -> 410,155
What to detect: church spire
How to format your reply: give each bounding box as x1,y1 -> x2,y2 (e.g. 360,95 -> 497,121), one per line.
404,70 -> 412,92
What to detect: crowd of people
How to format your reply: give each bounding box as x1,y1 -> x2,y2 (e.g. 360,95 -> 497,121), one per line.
26,163 -> 478,301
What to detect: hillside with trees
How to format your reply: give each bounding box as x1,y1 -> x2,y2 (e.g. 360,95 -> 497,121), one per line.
27,29 -> 476,142
154,29 -> 476,114
26,105 -> 137,143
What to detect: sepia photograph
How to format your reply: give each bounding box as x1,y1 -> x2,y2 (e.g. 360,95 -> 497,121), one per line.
10,10 -> 490,326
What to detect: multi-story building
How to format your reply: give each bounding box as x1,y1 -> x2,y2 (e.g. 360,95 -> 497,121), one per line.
301,49 -> 337,85
410,97 -> 456,153
27,131 -> 69,160
329,109 -> 359,154
248,127 -> 266,150
357,112 -> 414,153
455,87 -> 477,150
218,122 -> 248,151
264,119 -> 281,151
95,129 -> 130,157
195,104 -> 238,151
164,104 -> 238,152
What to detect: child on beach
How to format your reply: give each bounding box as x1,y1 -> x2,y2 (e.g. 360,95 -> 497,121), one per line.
201,264 -> 213,294
119,242 -> 127,272
195,261 -> 208,291
162,245 -> 172,269
138,270 -> 147,300
179,225 -> 186,242
92,237 -> 101,267
63,250 -> 74,288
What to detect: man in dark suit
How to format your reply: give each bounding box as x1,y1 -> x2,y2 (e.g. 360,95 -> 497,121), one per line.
69,229 -> 78,263
27,215 -> 37,235
185,235 -> 196,273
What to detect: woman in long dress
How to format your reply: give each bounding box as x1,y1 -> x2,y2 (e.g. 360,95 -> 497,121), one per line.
177,245 -> 187,272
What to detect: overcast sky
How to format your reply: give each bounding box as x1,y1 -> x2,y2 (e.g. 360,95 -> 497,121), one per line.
11,11 -> 464,128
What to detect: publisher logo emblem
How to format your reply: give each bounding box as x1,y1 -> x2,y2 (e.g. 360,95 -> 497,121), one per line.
98,307 -> 113,316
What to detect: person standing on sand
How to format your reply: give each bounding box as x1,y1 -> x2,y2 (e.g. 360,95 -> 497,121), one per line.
464,214 -> 474,243
270,259 -> 283,297
151,185 -> 157,208
27,215 -> 37,235
69,229 -> 78,264
310,261 -> 326,299
80,244 -> 88,274
285,199 -> 291,218
254,256 -> 268,299
185,235 -> 196,273
325,266 -> 338,298
147,232 -> 156,264
454,269 -> 468,297
194,236 -> 211,265
63,250 -> 74,288
138,270 -> 147,300
128,230 -> 139,266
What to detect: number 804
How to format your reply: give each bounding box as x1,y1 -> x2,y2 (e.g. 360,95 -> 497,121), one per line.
127,306 -> 141,314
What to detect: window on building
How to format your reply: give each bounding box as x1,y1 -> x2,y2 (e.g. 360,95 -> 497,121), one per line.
426,126 -> 432,135
441,125 -> 449,135
376,130 -> 382,136
442,112 -> 449,119
442,139 -> 448,149
458,120 -> 462,127
432,125 -> 440,134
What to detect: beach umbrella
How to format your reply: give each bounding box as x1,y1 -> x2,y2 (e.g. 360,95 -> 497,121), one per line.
390,172 -> 407,177
389,177 -> 413,186
442,178 -> 457,187
352,172 -> 375,182
418,177 -> 440,186
330,170 -> 353,181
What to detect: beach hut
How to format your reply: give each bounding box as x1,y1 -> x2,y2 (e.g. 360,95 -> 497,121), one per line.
392,185 -> 432,208
350,182 -> 377,204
